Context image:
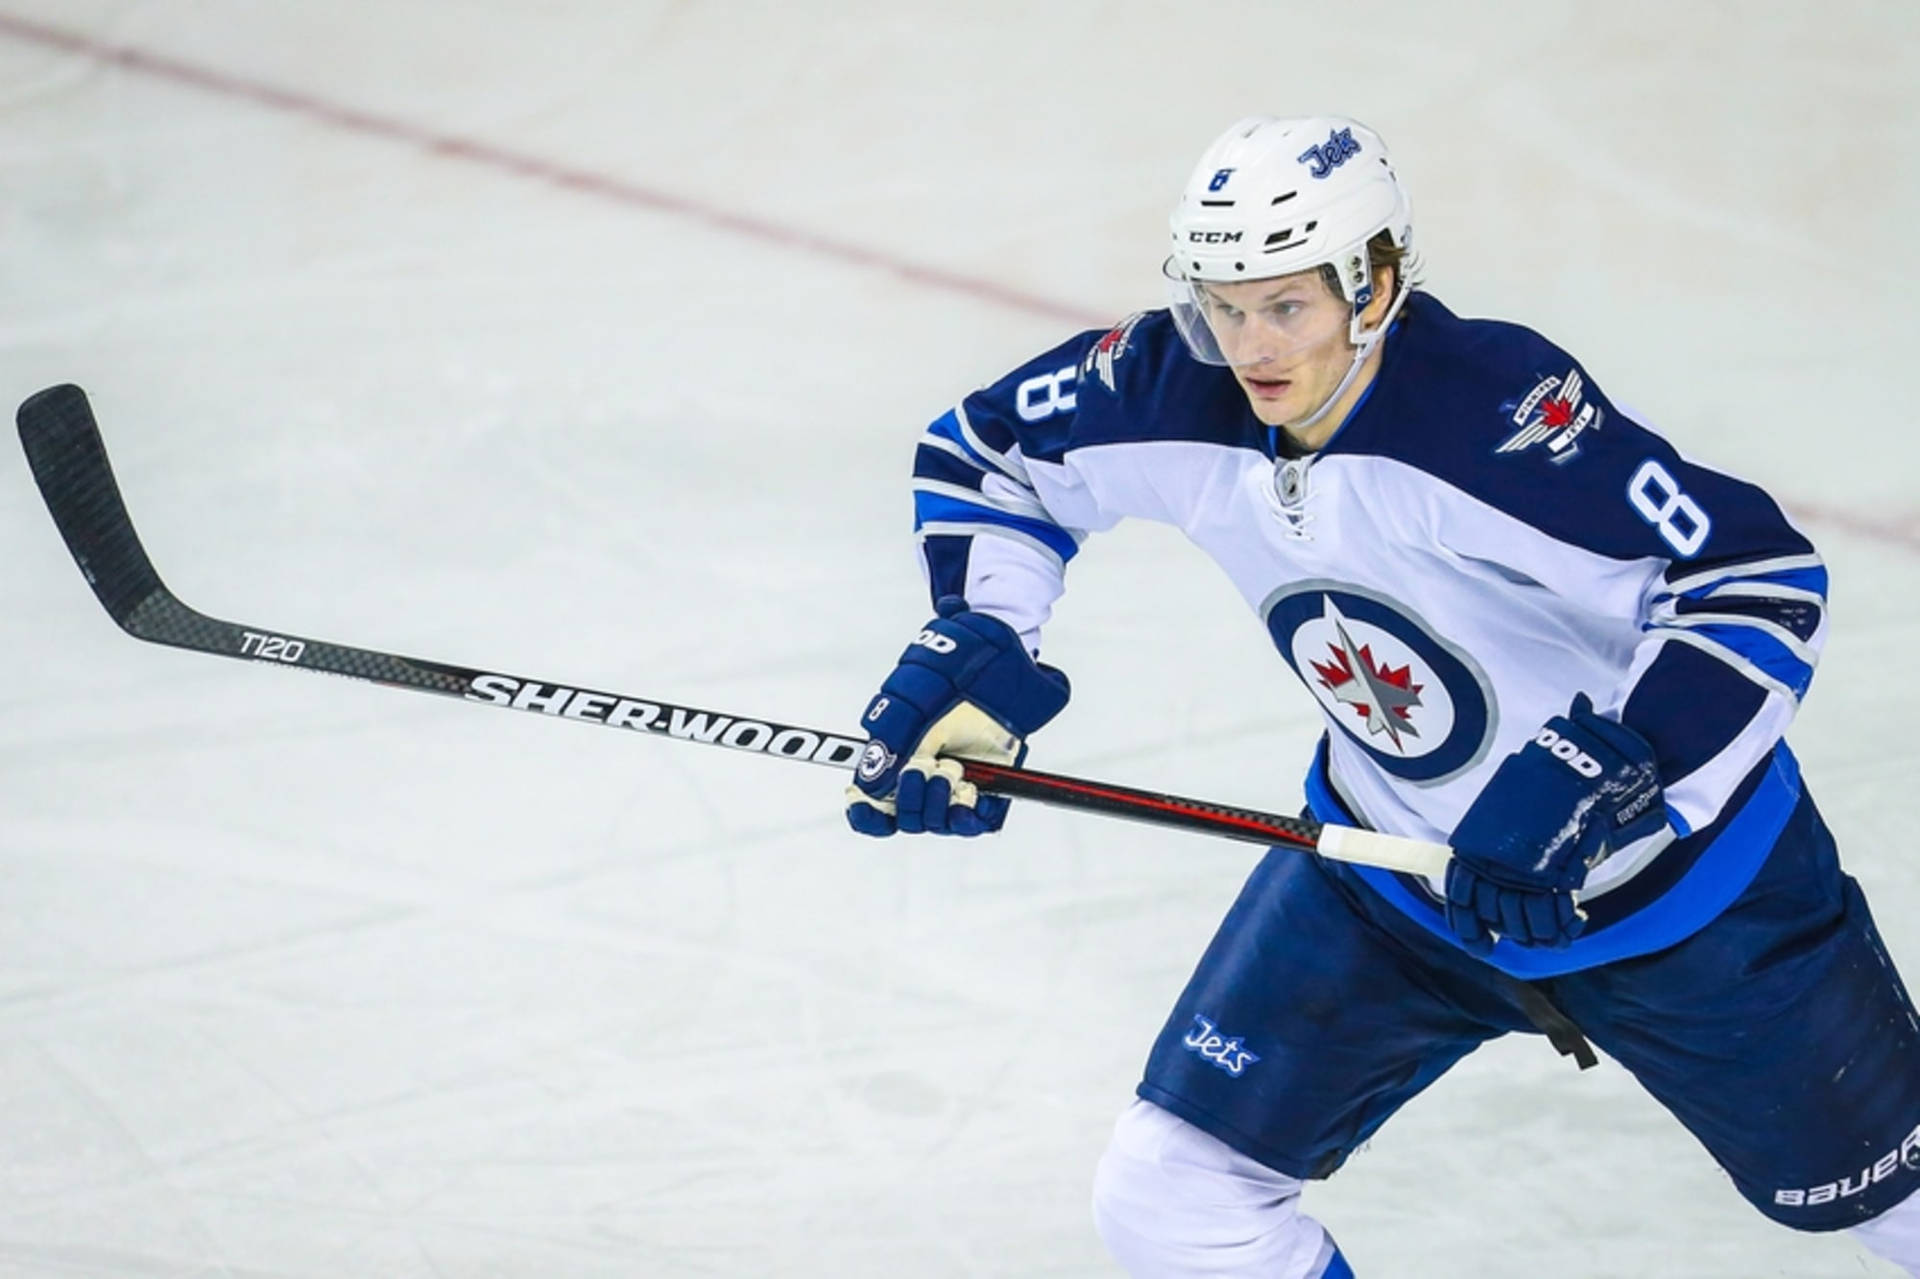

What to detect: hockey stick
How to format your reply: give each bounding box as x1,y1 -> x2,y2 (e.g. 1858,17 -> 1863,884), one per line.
16,383 -> 1450,877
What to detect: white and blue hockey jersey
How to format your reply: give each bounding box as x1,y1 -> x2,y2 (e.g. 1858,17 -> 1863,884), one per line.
911,293 -> 1825,978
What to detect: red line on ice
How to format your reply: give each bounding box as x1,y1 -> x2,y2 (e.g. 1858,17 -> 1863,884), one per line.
4,13 -> 1916,555
0,11 -> 1099,328
1786,504 -> 1920,556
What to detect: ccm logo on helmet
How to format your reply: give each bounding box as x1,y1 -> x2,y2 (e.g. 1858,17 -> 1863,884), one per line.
1534,727 -> 1602,778
1188,230 -> 1243,244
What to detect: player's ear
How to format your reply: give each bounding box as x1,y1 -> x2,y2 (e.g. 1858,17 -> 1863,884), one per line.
1360,263 -> 1397,327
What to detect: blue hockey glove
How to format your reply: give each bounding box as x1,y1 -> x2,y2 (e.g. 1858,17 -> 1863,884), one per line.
846,596 -> 1070,837
1444,694 -> 1667,952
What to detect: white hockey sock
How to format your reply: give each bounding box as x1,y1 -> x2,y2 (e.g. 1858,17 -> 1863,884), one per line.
1851,1185 -> 1920,1276
1092,1099 -> 1349,1278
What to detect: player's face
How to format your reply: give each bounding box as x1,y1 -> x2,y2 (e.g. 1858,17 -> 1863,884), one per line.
1196,273 -> 1358,428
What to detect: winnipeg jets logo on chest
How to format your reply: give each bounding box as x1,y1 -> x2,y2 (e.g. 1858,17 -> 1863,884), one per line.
1496,368 -> 1604,463
1263,582 -> 1498,784
1309,609 -> 1424,750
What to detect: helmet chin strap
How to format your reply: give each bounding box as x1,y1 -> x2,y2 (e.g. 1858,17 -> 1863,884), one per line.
1278,276 -> 1413,442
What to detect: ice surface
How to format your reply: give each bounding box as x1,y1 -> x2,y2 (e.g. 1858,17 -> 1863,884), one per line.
2,2 -> 1916,1275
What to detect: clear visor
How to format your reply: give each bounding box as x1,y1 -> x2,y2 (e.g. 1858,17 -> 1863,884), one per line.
1163,259 -> 1355,369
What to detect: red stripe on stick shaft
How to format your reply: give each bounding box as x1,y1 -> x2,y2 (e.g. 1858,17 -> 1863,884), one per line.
959,759 -> 1319,850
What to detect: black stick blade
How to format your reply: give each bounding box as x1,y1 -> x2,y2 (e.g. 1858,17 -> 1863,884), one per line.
18,383 -> 169,629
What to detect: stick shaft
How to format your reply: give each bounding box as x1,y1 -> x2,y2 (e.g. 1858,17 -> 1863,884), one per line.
17,383 -> 1451,869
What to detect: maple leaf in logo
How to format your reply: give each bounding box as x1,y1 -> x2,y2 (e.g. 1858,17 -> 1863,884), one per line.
1308,619 -> 1424,751
1538,395 -> 1576,429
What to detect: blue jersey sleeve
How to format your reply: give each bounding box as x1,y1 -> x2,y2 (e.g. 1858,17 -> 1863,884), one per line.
911,329 -> 1108,652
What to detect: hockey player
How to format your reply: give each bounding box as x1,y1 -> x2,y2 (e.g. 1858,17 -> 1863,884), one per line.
845,116 -> 1920,1276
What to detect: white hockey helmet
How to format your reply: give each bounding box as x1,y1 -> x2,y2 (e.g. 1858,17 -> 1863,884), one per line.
1166,115 -> 1413,369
